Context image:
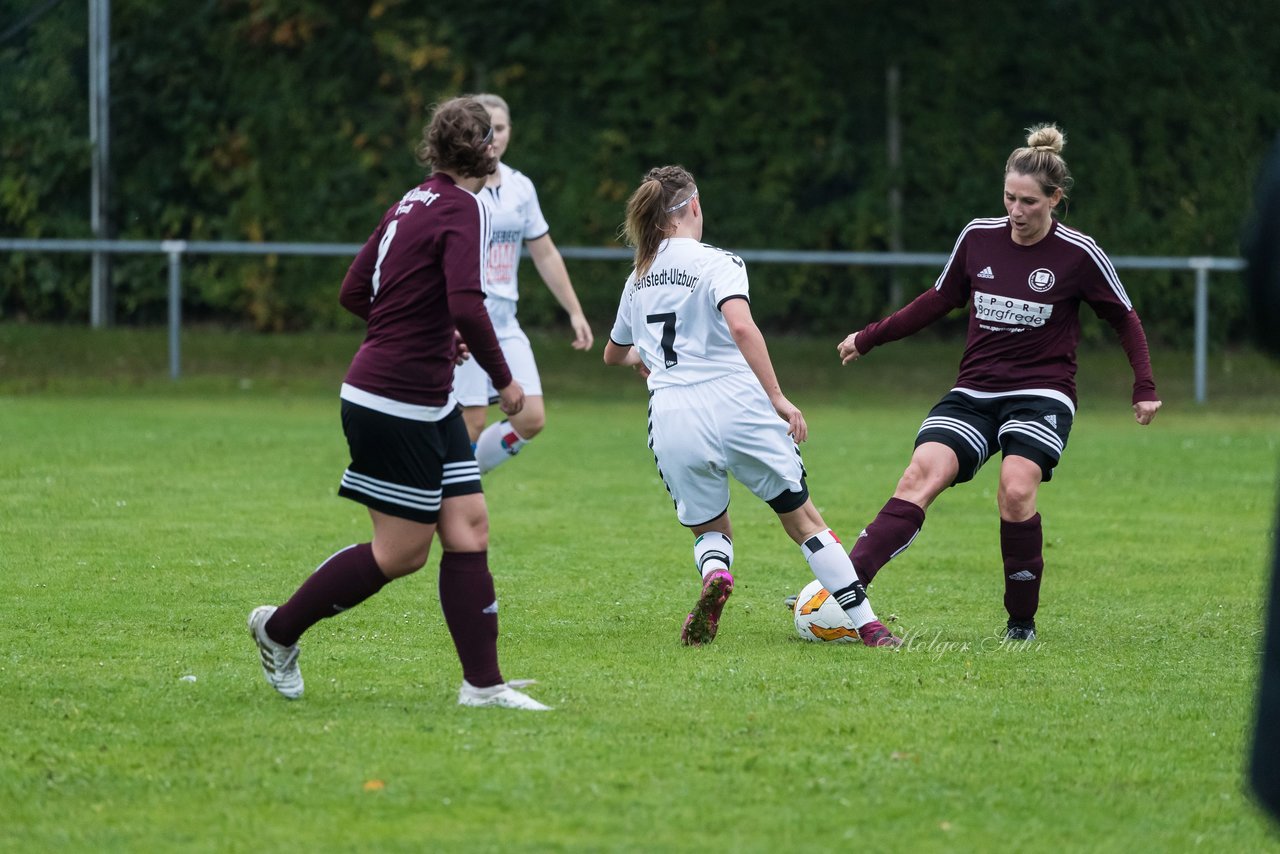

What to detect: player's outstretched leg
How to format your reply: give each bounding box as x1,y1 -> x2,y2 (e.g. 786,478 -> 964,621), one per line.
247,605 -> 303,699
800,528 -> 902,648
850,497 -> 925,586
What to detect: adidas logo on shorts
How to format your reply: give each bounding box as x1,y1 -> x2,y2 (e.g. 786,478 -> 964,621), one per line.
1044,414 -> 1057,428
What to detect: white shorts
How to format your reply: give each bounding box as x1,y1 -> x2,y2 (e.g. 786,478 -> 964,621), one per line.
453,298 -> 543,405
648,371 -> 805,526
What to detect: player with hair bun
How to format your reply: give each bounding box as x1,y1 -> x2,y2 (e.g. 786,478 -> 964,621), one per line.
247,96 -> 551,711
837,123 -> 1162,642
605,165 -> 900,648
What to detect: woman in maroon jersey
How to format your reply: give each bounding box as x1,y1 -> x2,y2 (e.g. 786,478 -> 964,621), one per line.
246,97 -> 551,711
836,123 -> 1162,642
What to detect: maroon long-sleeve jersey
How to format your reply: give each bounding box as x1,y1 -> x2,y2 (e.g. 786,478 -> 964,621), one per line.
857,217 -> 1157,409
338,173 -> 511,409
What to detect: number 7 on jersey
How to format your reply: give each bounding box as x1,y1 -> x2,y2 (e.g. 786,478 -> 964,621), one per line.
646,312 -> 678,368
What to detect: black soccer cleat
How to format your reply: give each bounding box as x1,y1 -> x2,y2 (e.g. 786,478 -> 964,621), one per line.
1006,618 -> 1037,642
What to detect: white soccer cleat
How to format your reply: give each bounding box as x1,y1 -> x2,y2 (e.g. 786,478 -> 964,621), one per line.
248,605 -> 303,699
458,679 -> 552,711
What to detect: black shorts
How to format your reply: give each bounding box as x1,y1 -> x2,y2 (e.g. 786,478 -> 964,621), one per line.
914,390 -> 1074,485
337,401 -> 482,523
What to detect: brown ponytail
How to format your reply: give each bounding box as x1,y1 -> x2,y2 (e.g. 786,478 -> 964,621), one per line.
622,166 -> 696,277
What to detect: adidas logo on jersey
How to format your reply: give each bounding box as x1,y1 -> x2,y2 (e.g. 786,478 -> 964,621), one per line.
1007,570 -> 1038,582
977,266 -> 995,279
1044,414 -> 1057,428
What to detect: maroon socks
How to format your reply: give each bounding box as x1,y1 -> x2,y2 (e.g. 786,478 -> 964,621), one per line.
850,497 -> 926,585
263,544 -> 505,688
266,542 -> 388,646
438,551 -> 503,688
848,496 -> 1046,624
1001,514 -> 1044,622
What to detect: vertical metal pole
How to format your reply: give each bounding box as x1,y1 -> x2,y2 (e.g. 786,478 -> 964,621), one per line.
89,0 -> 112,327
886,64 -> 903,308
1194,264 -> 1208,405
166,243 -> 185,380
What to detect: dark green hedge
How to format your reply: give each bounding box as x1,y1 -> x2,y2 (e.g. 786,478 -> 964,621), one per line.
2,0 -> 1277,343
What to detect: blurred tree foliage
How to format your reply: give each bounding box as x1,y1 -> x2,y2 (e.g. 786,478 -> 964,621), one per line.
1,0 -> 1277,342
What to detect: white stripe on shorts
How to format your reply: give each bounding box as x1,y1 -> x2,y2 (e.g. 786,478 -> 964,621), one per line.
998,420 -> 1064,456
919,415 -> 990,459
441,460 -> 481,486
1000,418 -> 1064,450
340,469 -> 442,511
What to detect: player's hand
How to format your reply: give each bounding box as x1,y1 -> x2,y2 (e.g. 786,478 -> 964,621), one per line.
453,332 -> 471,366
773,395 -> 808,443
632,361 -> 651,380
837,332 -> 863,365
1133,399 -> 1162,425
569,312 -> 594,351
498,380 -> 525,417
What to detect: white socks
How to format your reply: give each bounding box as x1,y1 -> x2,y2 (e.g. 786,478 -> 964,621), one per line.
694,531 -> 734,579
800,529 -> 879,628
474,420 -> 528,474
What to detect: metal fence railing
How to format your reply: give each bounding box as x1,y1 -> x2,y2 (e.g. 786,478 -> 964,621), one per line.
0,237 -> 1246,402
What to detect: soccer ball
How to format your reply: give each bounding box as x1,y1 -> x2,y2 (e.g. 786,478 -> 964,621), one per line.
792,579 -> 860,643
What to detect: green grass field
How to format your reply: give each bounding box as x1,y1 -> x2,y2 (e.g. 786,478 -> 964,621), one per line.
2,324 -> 1279,851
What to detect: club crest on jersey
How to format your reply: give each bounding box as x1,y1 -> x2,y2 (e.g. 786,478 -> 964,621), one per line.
1028,268 -> 1056,292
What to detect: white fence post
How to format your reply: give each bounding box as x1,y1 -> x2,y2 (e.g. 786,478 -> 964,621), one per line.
1193,261 -> 1209,405
162,241 -> 187,380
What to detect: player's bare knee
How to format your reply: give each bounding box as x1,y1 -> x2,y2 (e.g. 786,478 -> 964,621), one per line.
896,463 -> 945,503
440,517 -> 489,553
998,481 -> 1038,519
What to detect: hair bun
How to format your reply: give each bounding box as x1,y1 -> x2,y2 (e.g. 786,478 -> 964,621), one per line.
1026,123 -> 1065,153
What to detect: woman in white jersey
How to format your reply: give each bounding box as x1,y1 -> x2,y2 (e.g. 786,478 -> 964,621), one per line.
454,93 -> 594,474
603,165 -> 900,648
836,124 -> 1161,643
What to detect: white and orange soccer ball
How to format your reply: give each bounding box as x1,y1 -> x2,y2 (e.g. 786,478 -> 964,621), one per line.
792,579 -> 860,643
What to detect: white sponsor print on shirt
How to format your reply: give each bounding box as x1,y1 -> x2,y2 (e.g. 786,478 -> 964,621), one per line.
396,186 -> 441,215
973,290 -> 1054,328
